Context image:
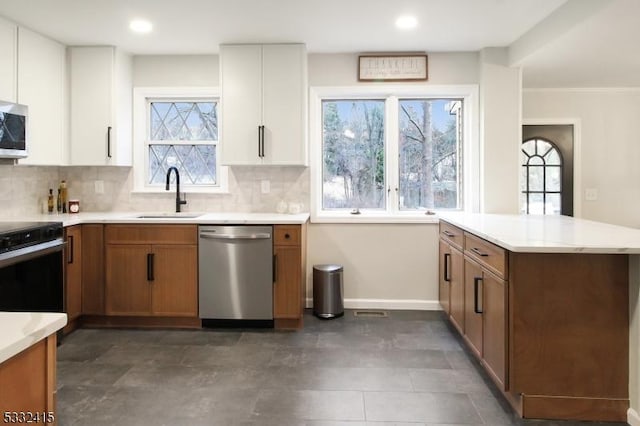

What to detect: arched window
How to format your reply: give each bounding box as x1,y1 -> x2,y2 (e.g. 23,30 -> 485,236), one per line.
521,138 -> 563,215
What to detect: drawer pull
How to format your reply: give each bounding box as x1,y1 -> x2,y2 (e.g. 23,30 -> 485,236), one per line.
443,253 -> 451,282
284,233 -> 290,239
470,247 -> 489,257
443,230 -> 455,238
474,277 -> 483,314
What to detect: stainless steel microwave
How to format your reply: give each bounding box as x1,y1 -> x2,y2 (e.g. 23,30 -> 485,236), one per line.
0,101 -> 28,159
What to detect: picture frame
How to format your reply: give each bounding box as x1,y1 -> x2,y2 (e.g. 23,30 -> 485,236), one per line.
358,54 -> 428,82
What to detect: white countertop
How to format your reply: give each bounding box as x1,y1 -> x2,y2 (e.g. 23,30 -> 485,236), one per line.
0,312 -> 67,364
5,212 -> 310,227
439,212 -> 640,254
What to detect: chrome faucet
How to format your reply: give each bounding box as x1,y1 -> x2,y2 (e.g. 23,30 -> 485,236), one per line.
165,166 -> 187,213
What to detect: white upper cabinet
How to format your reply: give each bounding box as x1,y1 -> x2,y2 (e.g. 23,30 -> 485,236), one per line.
69,46 -> 132,166
221,43 -> 307,166
17,27 -> 67,165
0,17 -> 17,103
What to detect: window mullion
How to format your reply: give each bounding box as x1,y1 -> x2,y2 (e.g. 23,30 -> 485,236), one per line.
386,96 -> 399,214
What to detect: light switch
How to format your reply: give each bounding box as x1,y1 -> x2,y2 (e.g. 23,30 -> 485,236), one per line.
585,188 -> 598,201
261,180 -> 270,194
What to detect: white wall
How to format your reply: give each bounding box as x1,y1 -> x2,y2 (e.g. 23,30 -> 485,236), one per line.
133,55 -> 218,87
523,89 -> 640,227
479,48 -> 521,214
306,52 -> 479,309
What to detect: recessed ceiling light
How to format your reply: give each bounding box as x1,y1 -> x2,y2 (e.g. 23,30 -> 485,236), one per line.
395,15 -> 417,30
129,19 -> 153,34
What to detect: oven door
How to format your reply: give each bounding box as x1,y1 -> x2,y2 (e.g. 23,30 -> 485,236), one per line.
0,239 -> 64,312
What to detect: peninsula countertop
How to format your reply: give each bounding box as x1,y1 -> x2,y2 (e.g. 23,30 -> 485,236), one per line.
438,212 -> 640,254
0,312 -> 67,364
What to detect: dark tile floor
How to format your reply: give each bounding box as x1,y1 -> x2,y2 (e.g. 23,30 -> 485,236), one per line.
56,310 -> 628,426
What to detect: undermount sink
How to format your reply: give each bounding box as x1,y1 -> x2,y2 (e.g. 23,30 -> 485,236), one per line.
135,213 -> 203,219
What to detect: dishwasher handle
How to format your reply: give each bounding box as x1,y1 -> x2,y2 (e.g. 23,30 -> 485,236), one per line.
199,232 -> 271,240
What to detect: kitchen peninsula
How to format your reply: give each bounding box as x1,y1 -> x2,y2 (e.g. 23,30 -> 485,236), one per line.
438,212 -> 640,422
0,312 -> 67,425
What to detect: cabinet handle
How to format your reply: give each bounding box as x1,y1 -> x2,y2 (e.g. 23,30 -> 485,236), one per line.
260,125 -> 265,157
443,230 -> 455,238
273,253 -> 278,283
257,126 -> 261,158
470,247 -> 488,257
474,277 -> 483,314
107,126 -> 112,158
284,233 -> 290,239
443,253 -> 451,282
147,253 -> 155,281
67,235 -> 74,264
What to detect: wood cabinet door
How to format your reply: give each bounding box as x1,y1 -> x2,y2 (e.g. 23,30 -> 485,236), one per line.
105,244 -> 151,315
482,270 -> 507,390
438,240 -> 451,314
64,225 -> 82,321
273,245 -> 302,319
464,258 -> 483,357
151,245 -> 198,317
449,246 -> 465,334
81,224 -> 105,315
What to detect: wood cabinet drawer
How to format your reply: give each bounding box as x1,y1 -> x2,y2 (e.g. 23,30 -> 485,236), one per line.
274,225 -> 301,246
439,221 -> 464,250
105,225 -> 197,245
464,233 -> 507,278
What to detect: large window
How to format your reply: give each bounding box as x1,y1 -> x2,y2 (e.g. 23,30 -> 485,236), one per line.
520,138 -> 562,215
312,86 -> 474,221
133,87 -> 227,193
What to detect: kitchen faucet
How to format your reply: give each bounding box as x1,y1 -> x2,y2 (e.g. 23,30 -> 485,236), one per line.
165,166 -> 187,213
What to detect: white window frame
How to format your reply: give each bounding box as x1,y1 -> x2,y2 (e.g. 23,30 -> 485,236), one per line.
132,87 -> 228,194
309,84 -> 479,223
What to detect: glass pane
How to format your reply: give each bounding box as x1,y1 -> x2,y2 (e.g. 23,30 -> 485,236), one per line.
522,140 -> 536,157
545,166 -> 561,191
528,166 -> 544,191
321,100 -> 385,209
148,144 -> 216,185
528,156 -> 544,165
398,98 -> 461,210
546,193 -> 561,215
528,193 -> 544,214
520,164 -> 528,192
149,101 -> 217,141
545,148 -> 561,165
520,192 -> 528,214
536,139 -> 551,155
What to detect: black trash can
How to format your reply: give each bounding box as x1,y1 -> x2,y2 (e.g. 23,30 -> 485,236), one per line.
313,264 -> 344,319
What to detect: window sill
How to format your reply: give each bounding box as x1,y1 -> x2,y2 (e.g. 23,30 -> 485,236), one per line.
311,212 -> 442,224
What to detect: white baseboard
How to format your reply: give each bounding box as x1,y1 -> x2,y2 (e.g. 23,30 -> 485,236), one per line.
629,408 -> 640,426
305,298 -> 441,311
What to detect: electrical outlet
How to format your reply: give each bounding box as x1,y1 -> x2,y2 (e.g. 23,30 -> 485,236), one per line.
94,180 -> 105,194
585,188 -> 598,201
261,180 -> 270,194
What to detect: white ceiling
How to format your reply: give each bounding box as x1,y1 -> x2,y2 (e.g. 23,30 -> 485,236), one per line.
0,0 -> 637,88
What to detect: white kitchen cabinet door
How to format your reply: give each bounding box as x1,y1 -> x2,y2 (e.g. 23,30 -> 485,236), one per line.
0,17 -> 17,103
262,44 -> 307,165
17,27 -> 67,165
69,47 -> 132,166
220,44 -> 263,165
220,43 -> 307,166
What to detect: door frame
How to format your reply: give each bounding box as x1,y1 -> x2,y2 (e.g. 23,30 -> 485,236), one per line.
522,118 -> 582,218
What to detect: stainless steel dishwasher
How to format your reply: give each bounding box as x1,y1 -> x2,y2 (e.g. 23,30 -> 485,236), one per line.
198,225 -> 273,326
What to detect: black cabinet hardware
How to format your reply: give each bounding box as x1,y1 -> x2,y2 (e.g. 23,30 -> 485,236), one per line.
474,277 -> 483,314
470,247 -> 488,257
444,253 -> 451,282
147,253 -> 155,281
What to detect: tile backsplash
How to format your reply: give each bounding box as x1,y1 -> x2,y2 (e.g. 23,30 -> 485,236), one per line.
0,164 -> 309,216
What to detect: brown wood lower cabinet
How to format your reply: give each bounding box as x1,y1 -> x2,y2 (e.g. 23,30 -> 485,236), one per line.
0,335 -> 57,425
104,225 -> 198,318
438,219 -> 628,422
81,224 -> 105,315
273,224 -> 306,329
64,226 -> 82,328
